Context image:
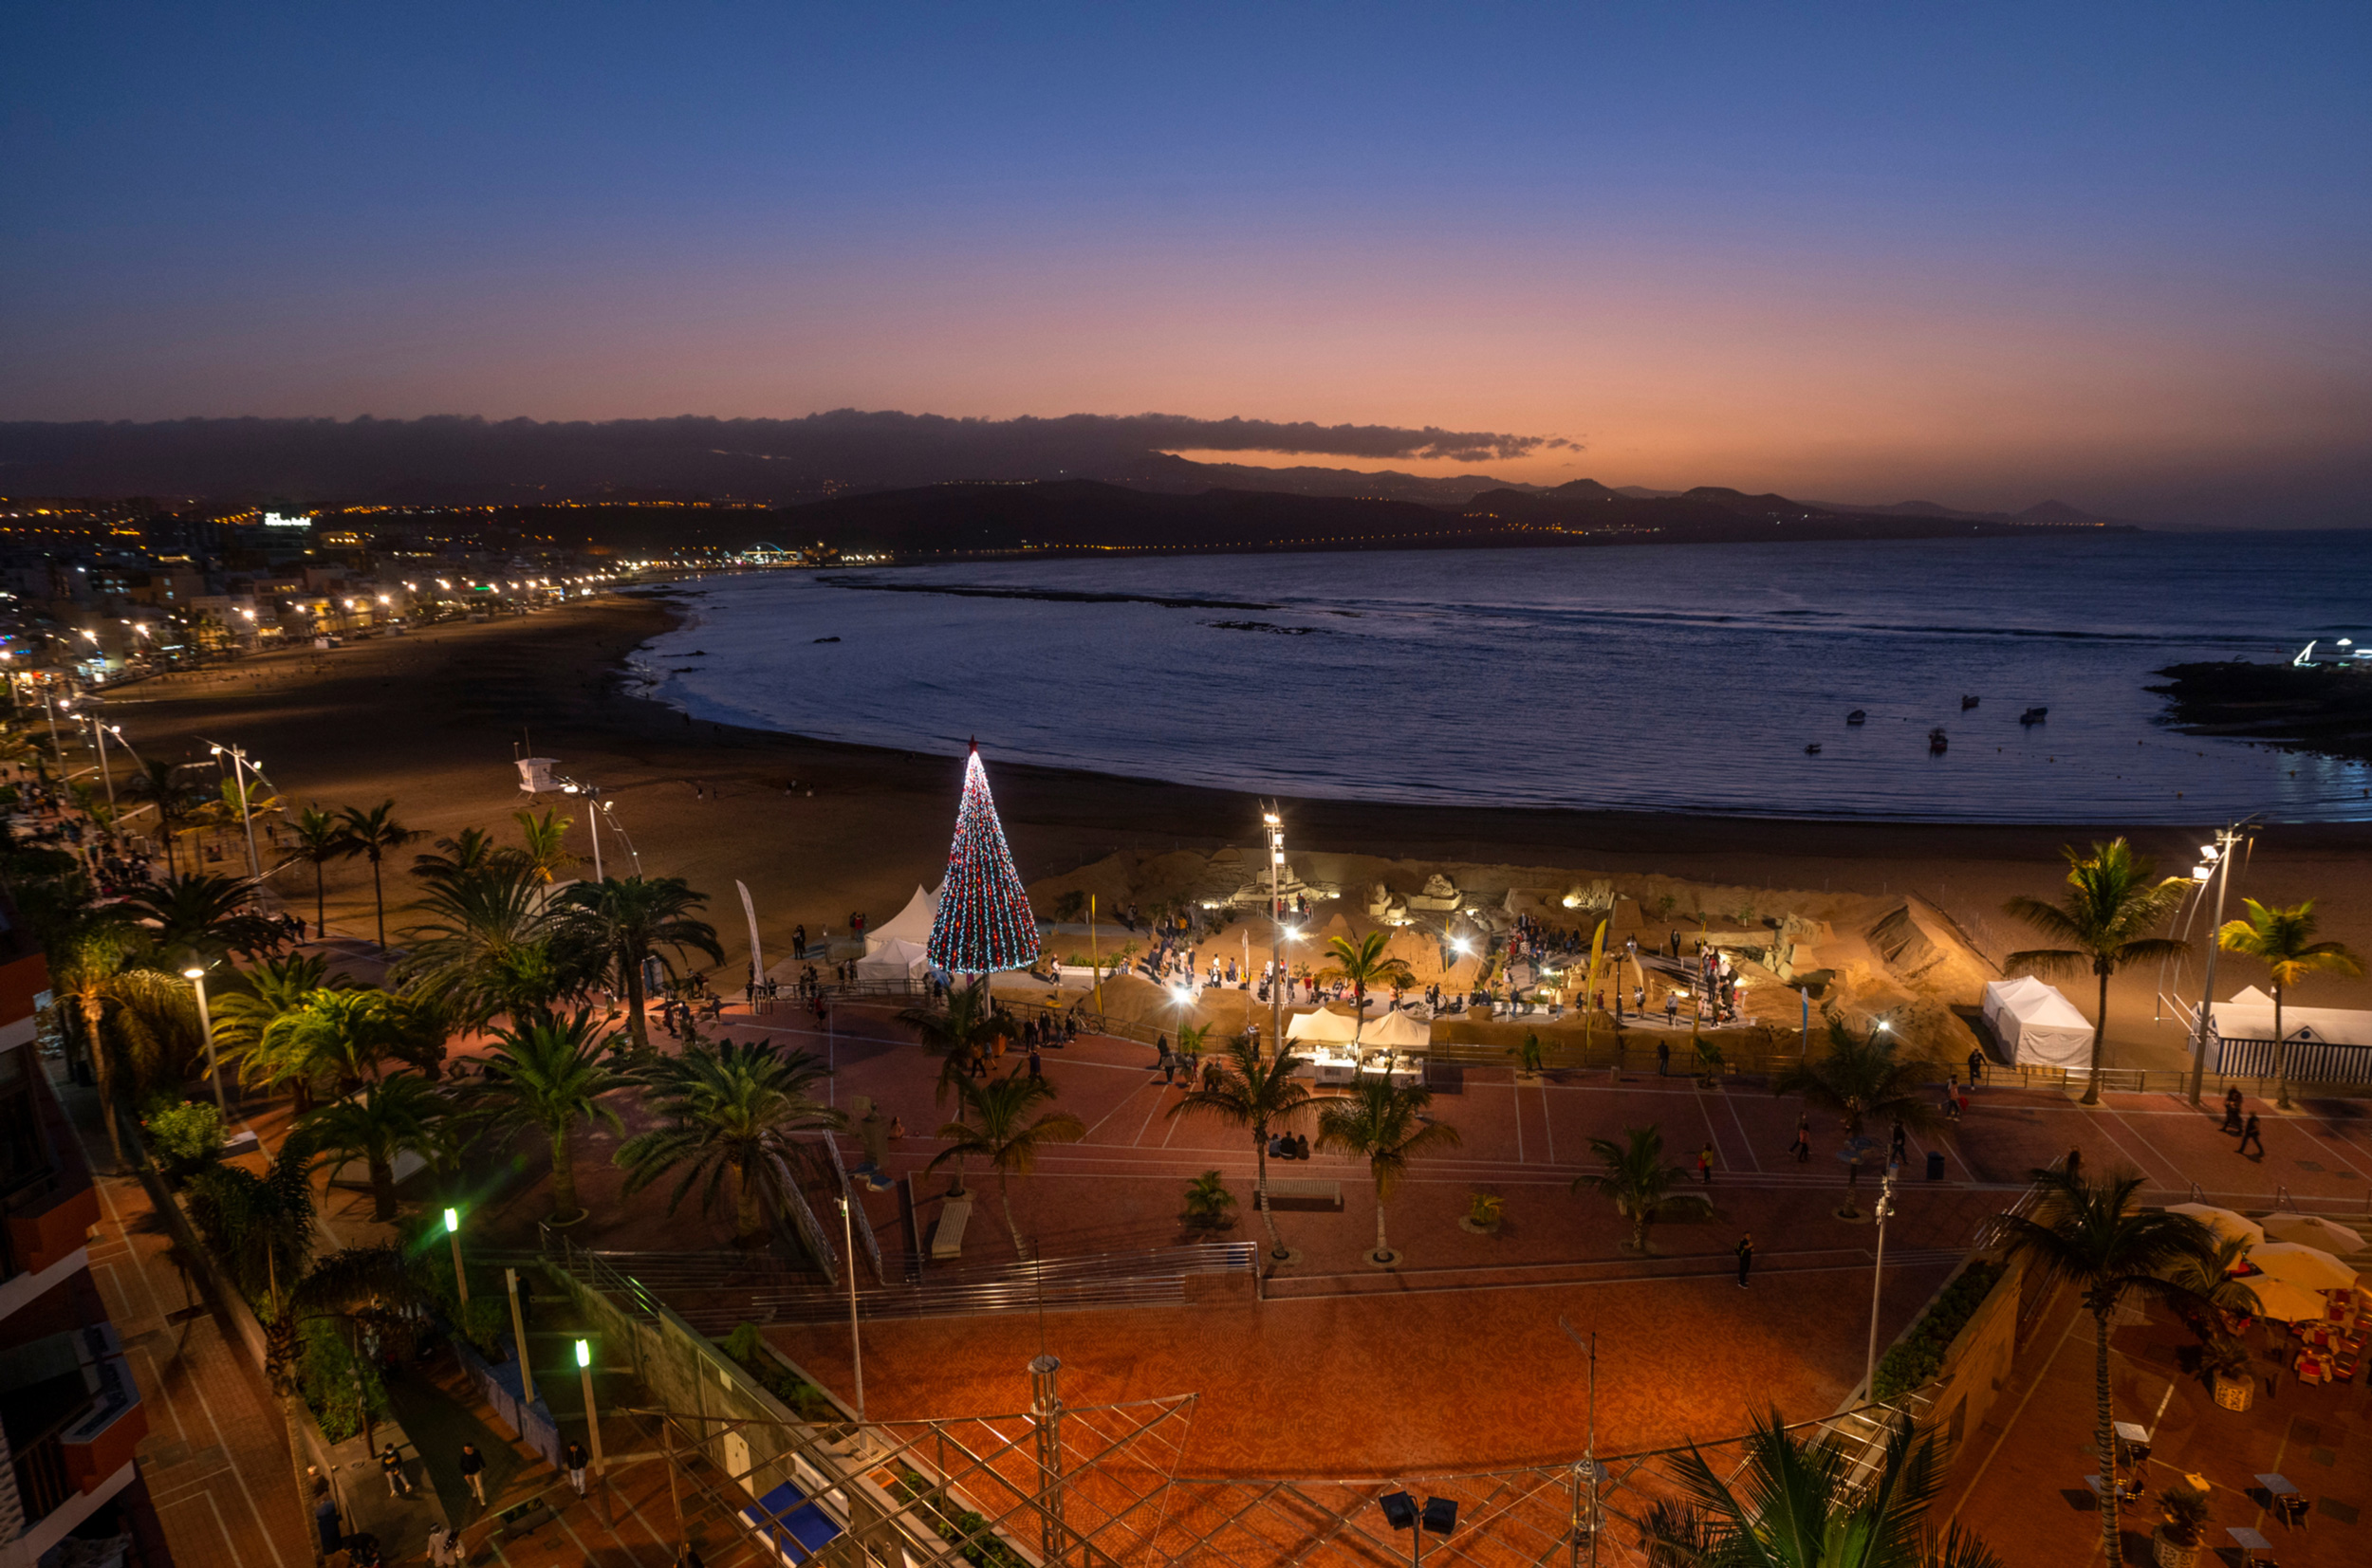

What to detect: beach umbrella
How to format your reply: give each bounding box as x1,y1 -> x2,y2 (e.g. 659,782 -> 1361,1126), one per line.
2235,1273 -> 2329,1323
2260,1212 -> 2366,1254
2247,1241 -> 2360,1293
2167,1203 -> 2264,1247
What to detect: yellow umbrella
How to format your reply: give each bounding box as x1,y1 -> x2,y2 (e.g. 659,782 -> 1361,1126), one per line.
2261,1212 -> 2366,1254
2168,1203 -> 2264,1246
2236,1273 -> 2328,1323
2248,1242 -> 2359,1293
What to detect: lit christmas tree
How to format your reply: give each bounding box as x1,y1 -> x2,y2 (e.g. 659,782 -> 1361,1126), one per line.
927,743 -> 1042,974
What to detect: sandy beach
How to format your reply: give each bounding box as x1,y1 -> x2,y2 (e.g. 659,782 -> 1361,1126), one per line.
95,588 -> 2372,1072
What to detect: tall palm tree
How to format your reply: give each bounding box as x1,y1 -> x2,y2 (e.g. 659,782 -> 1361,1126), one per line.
51,922 -> 139,1167
213,953 -> 345,1083
2217,898 -> 2363,1109
1989,1168 -> 2216,1563
1653,1406 -> 2002,1567
2004,839 -> 2191,1104
251,987 -> 446,1106
616,1042 -> 843,1245
298,1072 -> 451,1221
410,825 -> 503,887
467,1008 -> 622,1224
926,1074 -> 1086,1260
1167,1035 -> 1313,1260
282,803 -> 352,938
898,983 -> 1015,1101
1572,1123 -> 1712,1254
1315,1077 -> 1460,1264
115,873 -> 280,965
335,801 -> 418,953
511,807 -> 576,889
1318,932 -> 1416,1047
128,757 -> 201,876
560,876 -> 723,1050
398,859 -> 596,1025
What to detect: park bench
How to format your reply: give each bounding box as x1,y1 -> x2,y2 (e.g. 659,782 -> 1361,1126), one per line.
931,1194 -> 973,1260
1261,1179 -> 1343,1211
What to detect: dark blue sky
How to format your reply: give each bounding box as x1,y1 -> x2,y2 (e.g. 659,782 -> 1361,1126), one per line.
7,3 -> 2368,521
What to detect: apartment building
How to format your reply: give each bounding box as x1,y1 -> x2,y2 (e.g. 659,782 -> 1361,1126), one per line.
0,897 -> 166,1567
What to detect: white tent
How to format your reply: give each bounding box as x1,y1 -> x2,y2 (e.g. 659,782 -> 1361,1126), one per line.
1982,976 -> 2094,1070
1363,1010 -> 1432,1049
2212,986 -> 2372,1048
1287,1009 -> 1362,1043
855,936 -> 932,982
867,885 -> 940,955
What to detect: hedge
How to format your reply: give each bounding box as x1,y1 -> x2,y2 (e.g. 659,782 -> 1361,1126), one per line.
1871,1260 -> 2002,1404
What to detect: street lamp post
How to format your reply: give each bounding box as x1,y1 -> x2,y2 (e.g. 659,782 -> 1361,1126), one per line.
183,966 -> 225,1115
1263,807 -> 1285,1057
207,741 -> 266,880
445,1207 -> 468,1303
1862,1171 -> 1898,1403
576,1337 -> 611,1523
2185,826 -> 2243,1108
839,1196 -> 866,1431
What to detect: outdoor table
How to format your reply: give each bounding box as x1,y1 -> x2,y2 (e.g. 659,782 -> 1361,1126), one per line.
2227,1525 -> 2271,1562
2256,1473 -> 2299,1503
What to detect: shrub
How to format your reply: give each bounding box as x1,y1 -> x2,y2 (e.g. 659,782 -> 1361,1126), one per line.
718,1322 -> 837,1421
298,1318 -> 387,1443
2161,1482 -> 2212,1544
144,1098 -> 225,1181
892,1469 -> 1030,1568
1871,1261 -> 2002,1403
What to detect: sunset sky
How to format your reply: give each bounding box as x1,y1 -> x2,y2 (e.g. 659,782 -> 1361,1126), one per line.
8,4 -> 2369,523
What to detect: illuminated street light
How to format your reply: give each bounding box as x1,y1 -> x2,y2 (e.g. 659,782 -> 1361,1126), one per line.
183,966 -> 225,1114
445,1207 -> 468,1302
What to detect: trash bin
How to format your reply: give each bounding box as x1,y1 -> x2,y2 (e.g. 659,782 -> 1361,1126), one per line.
1926,1150 -> 1946,1181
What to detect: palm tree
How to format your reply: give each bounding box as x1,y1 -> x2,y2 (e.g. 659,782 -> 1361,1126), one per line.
2217,898 -> 2363,1109
1318,932 -> 1416,1047
898,983 -> 1015,1101
1771,1013 -> 1944,1214
1315,1077 -> 1460,1264
410,825 -> 503,887
1653,1406 -> 2002,1567
115,873 -> 280,965
1182,1171 -> 1236,1230
617,1042 -> 843,1245
511,807 -> 576,889
282,803 -> 352,938
2003,839 -> 2191,1104
299,1072 -> 450,1221
213,953 -> 345,1083
1167,1035 -> 1313,1260
251,988 -> 445,1105
51,922 -> 139,1166
398,859 -> 596,1025
926,1074 -> 1085,1260
335,801 -> 418,953
128,757 -> 201,876
1572,1123 -> 1712,1253
467,1008 -> 622,1224
1989,1167 -> 2216,1562
559,876 -> 723,1050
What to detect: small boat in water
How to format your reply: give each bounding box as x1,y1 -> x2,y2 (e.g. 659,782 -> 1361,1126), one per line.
1845,710 -> 1866,725
1928,728 -> 1949,754
1805,743 -> 1822,755
2020,706 -> 2048,725
1961,694 -> 1980,710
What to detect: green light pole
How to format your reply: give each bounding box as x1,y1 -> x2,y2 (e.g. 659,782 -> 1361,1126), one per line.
445,1207 -> 467,1303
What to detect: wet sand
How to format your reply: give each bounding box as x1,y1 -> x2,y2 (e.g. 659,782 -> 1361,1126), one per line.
99,589 -> 2372,1067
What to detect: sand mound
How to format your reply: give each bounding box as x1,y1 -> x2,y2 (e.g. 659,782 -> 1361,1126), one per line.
1864,897 -> 1997,1003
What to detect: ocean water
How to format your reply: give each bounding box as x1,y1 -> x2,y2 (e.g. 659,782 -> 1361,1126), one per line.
628,531 -> 2372,823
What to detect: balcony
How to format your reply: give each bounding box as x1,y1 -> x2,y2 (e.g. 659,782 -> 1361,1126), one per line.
0,1051 -> 99,1287
3,1326 -> 146,1523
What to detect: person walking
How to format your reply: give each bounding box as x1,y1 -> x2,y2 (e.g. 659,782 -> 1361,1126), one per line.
1734,1233 -> 1753,1288
2239,1114 -> 2265,1159
1656,1040 -> 1671,1076
457,1442 -> 487,1505
1888,1119 -> 1908,1168
1028,1047 -> 1043,1079
380,1442 -> 410,1497
427,1522 -> 461,1567
1966,1046 -> 1986,1087
1697,1143 -> 1714,1185
564,1439 -> 590,1498
2221,1086 -> 2245,1134
1789,1122 -> 1811,1164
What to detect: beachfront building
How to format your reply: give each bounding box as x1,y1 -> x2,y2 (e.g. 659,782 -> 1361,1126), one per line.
0,893 -> 167,1567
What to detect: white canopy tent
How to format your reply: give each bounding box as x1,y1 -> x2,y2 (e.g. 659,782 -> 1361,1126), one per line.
866,885 -> 940,955
1981,976 -> 2094,1070
855,936 -> 932,982
1286,1009 -> 1362,1044
1362,1010 -> 1432,1049
2212,986 -> 2372,1048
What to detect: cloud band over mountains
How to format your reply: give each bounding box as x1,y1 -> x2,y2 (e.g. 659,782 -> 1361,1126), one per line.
0,410 -> 1555,504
